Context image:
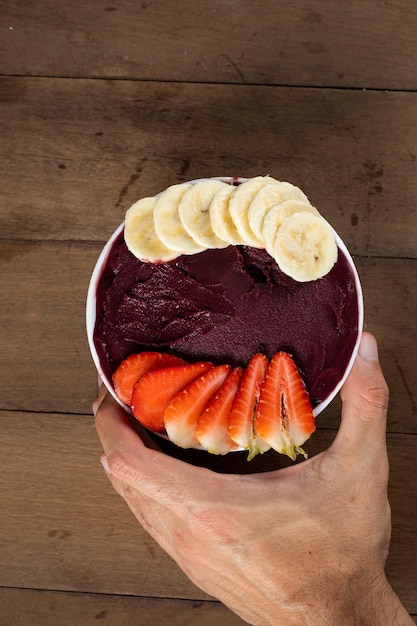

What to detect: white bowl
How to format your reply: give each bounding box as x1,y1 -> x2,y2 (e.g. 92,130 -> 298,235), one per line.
86,177 -> 363,427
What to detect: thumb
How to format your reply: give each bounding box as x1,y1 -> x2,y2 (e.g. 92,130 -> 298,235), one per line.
331,333 -> 389,460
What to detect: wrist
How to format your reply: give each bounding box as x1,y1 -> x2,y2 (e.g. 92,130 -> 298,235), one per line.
356,577 -> 413,626
308,575 -> 413,626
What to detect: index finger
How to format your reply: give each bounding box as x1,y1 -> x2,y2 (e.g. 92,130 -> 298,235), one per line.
93,390 -> 220,506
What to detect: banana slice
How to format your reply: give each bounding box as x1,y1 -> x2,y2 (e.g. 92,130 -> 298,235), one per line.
124,196 -> 178,263
248,181 -> 310,241
273,212 -> 338,282
178,179 -> 230,248
263,200 -> 320,256
209,184 -> 247,245
153,182 -> 205,254
228,176 -> 277,247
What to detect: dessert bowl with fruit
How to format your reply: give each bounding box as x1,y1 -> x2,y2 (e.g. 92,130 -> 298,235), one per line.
87,176 -> 363,461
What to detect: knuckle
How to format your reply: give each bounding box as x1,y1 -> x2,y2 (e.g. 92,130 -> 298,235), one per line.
360,380 -> 389,420
365,376 -> 389,410
106,448 -> 140,485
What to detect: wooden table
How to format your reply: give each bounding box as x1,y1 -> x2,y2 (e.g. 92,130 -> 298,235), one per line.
1,2 -> 416,623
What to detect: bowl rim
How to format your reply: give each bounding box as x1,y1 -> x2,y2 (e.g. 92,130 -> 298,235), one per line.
86,177 -> 364,428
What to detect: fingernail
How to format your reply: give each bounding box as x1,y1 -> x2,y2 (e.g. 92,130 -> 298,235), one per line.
100,455 -> 110,475
359,333 -> 379,362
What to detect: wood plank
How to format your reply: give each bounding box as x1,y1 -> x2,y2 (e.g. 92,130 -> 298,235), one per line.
0,240 -> 97,415
0,410 -> 200,600
355,257 -> 417,434
1,240 -> 416,430
1,76 -> 417,258
0,588 -> 246,626
386,435 -> 417,616
4,590 -> 413,626
1,1 -> 417,90
0,412 -> 416,612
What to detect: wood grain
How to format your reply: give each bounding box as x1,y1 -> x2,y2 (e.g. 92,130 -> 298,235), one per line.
1,76 -> 417,258
0,410 -> 198,599
0,411 -> 416,614
1,1 -> 416,619
1,1 -> 417,90
0,588 -> 246,626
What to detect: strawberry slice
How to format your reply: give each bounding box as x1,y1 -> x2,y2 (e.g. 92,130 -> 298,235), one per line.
196,367 -> 243,455
254,352 -> 315,460
113,352 -> 186,404
227,353 -> 270,460
164,364 -> 232,448
130,361 -> 213,433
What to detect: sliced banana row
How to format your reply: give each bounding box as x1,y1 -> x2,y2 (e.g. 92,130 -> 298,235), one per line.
124,176 -> 338,282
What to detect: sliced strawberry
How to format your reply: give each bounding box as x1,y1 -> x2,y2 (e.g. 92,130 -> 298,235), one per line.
164,364 -> 232,448
254,352 -> 315,460
130,361 -> 213,433
227,353 -> 270,460
112,351 -> 186,404
196,367 -> 243,455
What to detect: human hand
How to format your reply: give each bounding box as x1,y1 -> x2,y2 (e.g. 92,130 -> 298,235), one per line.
94,333 -> 412,625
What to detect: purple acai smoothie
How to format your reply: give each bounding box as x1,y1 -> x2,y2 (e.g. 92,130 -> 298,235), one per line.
93,232 -> 359,407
